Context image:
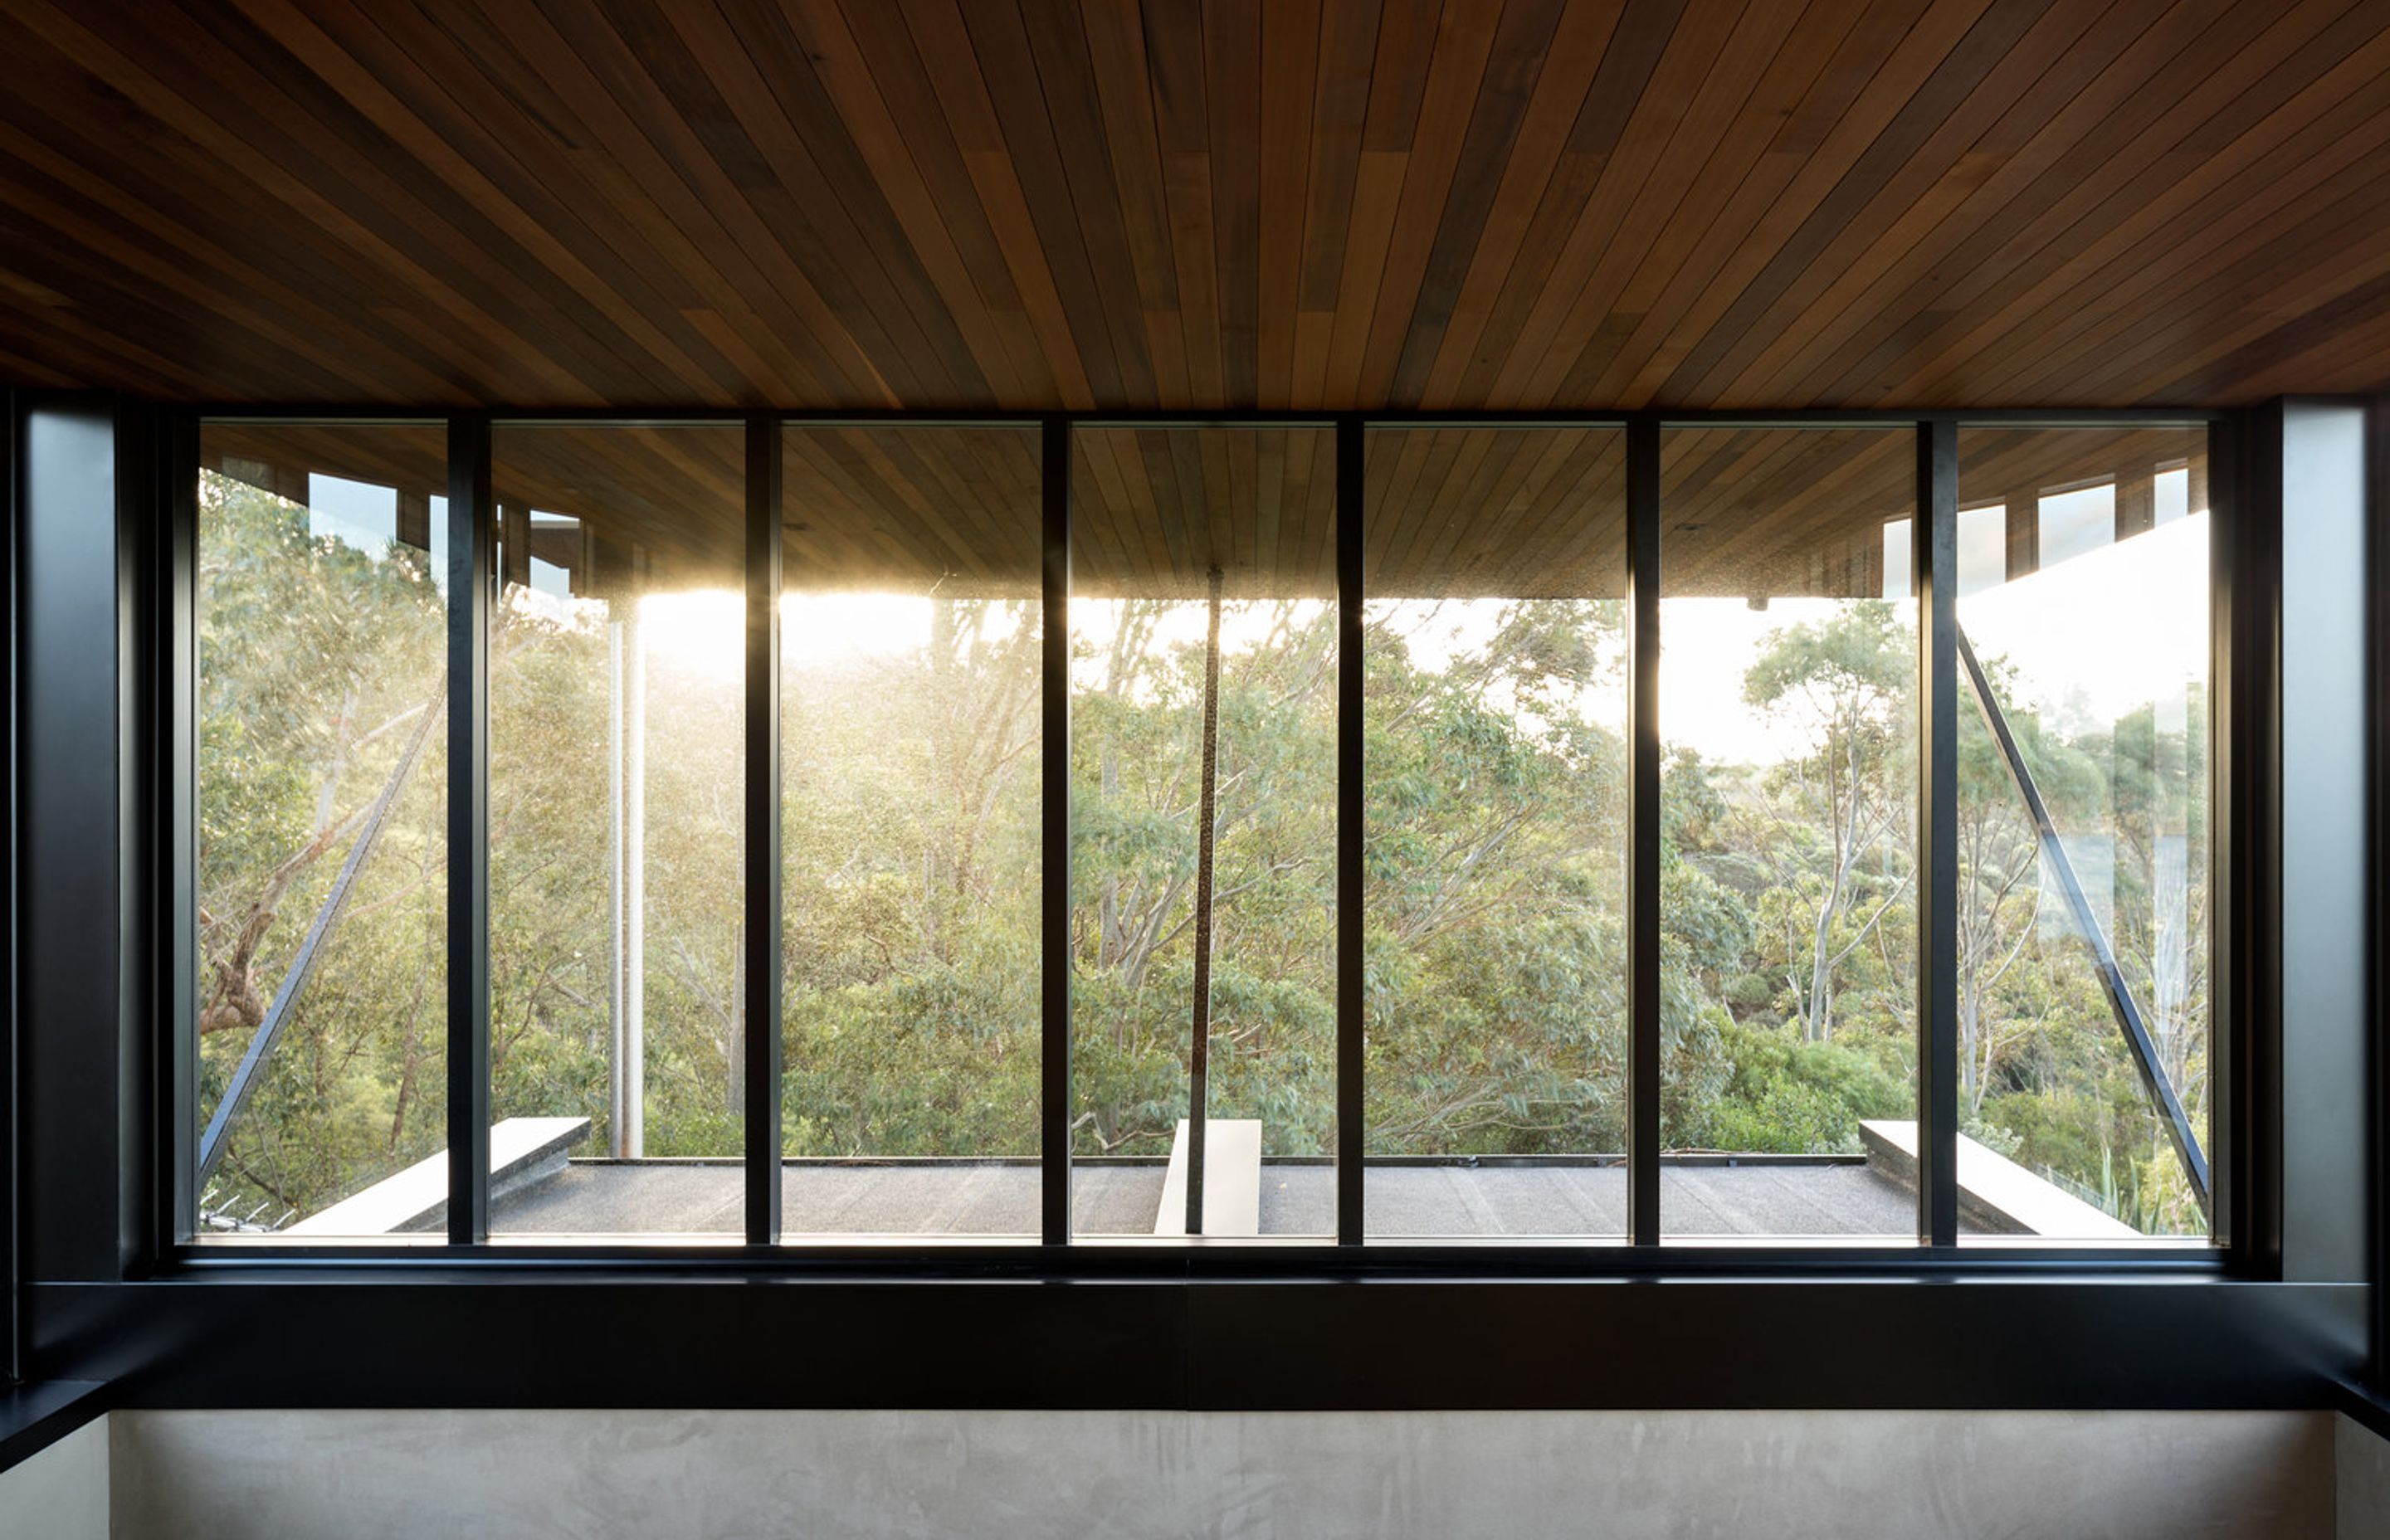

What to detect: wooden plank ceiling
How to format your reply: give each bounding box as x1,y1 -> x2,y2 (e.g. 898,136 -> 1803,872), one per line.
5,0 -> 2390,412
202,417 -> 2206,599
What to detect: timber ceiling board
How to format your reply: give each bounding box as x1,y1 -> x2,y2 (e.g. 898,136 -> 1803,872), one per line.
1071,427 -> 1339,597
1661,427 -> 1917,600
3,1 -> 2388,411
201,417 -> 2210,601
490,423 -> 748,589
783,425 -> 1042,595
1367,426 -> 1628,599
200,420 -> 751,592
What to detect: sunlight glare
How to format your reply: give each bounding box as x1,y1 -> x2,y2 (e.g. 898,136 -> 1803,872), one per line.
779,591 -> 934,668
638,589 -> 744,683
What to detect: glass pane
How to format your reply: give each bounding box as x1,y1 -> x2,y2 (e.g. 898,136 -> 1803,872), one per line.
195,423 -> 447,1240
1362,427 -> 1630,1239
1956,426 -> 2212,1242
1659,428 -> 1919,1241
1070,428 -> 1338,1238
488,424 -> 744,1239
779,427 -> 1042,1238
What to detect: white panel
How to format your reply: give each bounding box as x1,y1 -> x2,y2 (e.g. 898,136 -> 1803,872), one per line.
2279,399 -> 2371,1284
1154,1118 -> 1263,1235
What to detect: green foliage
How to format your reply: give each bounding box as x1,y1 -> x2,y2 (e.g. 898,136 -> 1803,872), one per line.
1360,601 -> 1629,1154
196,472 -> 448,1224
1687,1020 -> 1907,1155
197,473 -> 2212,1239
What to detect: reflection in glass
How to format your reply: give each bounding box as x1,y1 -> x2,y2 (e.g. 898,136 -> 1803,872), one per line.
1659,428 -> 1919,1240
778,427 -> 1042,1237
1070,428 -> 1338,1238
488,424 -> 744,1237
1362,428 -> 1631,1238
1955,427 -> 2211,1240
194,423 -> 448,1238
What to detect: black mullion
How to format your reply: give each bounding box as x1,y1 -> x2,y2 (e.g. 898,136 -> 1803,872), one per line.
2207,414 -> 2241,1265
2367,400 -> 2387,1368
744,415 -> 783,1246
1336,420 -> 1363,1245
1918,420 -> 1959,1248
162,412 -> 198,1249
446,414 -> 492,1245
1627,417 -> 1661,1246
2,391 -> 13,1379
117,405 -> 163,1274
1041,418 -> 1072,1246
2224,405 -> 2284,1275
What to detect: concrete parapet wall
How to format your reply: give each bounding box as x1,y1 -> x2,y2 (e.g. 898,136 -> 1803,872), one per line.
100,1406 -> 2342,1539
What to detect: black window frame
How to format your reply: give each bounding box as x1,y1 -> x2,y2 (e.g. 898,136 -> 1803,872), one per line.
1,386 -> 17,1387
152,404 -> 2248,1274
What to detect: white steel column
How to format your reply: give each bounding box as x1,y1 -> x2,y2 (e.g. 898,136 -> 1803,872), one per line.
624,600 -> 647,1158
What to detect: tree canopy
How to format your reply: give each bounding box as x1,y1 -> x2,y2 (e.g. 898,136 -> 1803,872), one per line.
197,470 -> 2209,1237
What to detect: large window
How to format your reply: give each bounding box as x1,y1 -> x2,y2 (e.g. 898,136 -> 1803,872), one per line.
779,426 -> 1043,1237
1659,428 -> 1919,1241
1069,428 -> 1339,1239
486,424 -> 746,1239
1363,428 -> 1629,1239
181,415 -> 2222,1254
193,423 -> 449,1238
1953,427 -> 2212,1241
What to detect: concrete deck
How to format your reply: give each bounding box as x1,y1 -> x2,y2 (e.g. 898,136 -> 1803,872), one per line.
481,1158 -> 1951,1240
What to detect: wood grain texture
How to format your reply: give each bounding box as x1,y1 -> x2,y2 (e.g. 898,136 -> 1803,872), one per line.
3,0 -> 2385,409
202,417 -> 2207,600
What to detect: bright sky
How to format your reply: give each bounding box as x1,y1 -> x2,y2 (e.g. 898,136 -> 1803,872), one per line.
298,467 -> 2207,767
306,472 -> 443,577
1959,509 -> 2207,742
1657,597 -> 1871,763
1664,470 -> 2202,763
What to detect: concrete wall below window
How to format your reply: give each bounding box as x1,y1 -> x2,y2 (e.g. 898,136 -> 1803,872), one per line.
0,1418 -> 107,1540
2341,1416 -> 2390,1538
90,1407 -> 2352,1539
